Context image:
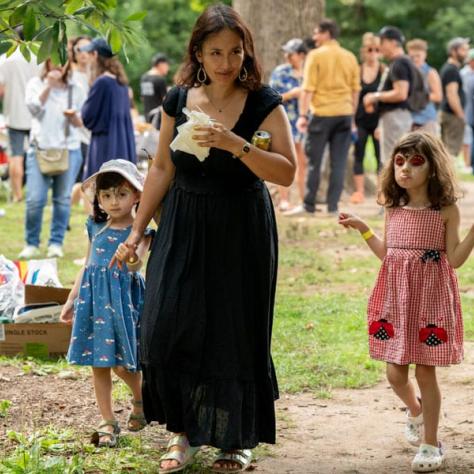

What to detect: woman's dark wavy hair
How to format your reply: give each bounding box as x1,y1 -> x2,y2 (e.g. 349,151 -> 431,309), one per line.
93,172 -> 139,222
378,131 -> 462,209
176,4 -> 262,91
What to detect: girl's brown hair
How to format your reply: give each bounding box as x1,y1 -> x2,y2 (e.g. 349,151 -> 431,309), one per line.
175,4 -> 262,91
94,56 -> 129,86
378,131 -> 462,209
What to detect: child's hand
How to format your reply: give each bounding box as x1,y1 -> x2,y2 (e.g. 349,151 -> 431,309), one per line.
60,299 -> 74,324
338,212 -> 367,232
110,242 -> 137,270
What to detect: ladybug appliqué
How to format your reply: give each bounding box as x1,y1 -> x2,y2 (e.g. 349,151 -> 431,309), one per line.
369,319 -> 394,340
421,250 -> 441,263
419,324 -> 448,346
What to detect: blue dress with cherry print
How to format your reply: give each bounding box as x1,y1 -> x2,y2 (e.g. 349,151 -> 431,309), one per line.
67,216 -> 151,371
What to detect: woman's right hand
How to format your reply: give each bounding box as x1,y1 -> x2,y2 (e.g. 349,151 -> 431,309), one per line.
338,212 -> 368,232
60,299 -> 75,324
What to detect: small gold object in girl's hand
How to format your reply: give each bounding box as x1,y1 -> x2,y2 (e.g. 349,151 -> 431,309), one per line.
251,130 -> 271,151
128,256 -> 137,264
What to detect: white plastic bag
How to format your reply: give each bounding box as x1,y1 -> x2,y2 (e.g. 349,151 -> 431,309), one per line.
170,107 -> 214,161
0,255 -> 24,322
22,258 -> 62,287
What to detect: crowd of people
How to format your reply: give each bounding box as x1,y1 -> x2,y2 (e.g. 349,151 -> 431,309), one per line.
1,5 -> 474,474
270,22 -> 474,216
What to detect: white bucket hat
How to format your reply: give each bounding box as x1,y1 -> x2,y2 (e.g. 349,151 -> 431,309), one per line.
82,159 -> 145,203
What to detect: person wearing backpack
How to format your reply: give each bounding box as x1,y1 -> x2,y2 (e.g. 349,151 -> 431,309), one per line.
439,37 -> 470,159
407,39 -> 443,135
363,26 -> 413,164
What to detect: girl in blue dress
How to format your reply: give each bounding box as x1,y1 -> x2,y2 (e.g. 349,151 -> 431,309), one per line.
60,159 -> 153,447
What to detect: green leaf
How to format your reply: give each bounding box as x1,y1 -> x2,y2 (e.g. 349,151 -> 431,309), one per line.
0,40 -> 12,55
9,4 -> 27,27
72,6 -> 95,16
64,0 -> 84,15
19,43 -> 30,62
109,26 -> 121,53
22,7 -> 36,41
37,36 -> 52,64
6,41 -> 17,57
125,11 -> 147,22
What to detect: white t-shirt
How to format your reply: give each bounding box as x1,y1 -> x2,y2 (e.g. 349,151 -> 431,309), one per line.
0,50 -> 40,130
25,76 -> 87,150
72,69 -> 91,145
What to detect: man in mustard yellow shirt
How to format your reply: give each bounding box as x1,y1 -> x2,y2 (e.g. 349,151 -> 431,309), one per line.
292,19 -> 360,215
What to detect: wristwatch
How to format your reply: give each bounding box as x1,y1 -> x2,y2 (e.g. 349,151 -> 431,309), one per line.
233,141 -> 251,160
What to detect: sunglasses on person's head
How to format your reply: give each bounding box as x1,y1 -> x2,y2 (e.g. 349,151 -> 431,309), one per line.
367,47 -> 380,53
393,153 -> 427,167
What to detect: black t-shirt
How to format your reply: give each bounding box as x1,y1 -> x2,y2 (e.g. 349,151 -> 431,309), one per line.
440,62 -> 465,114
379,56 -> 412,114
140,73 -> 167,122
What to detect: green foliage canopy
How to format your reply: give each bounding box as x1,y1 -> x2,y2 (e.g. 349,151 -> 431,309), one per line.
0,0 -> 146,65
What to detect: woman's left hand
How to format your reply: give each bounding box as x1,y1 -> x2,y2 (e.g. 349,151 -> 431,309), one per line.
109,242 -> 137,270
192,122 -> 242,154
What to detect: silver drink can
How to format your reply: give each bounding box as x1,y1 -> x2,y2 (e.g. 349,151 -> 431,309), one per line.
251,130 -> 271,151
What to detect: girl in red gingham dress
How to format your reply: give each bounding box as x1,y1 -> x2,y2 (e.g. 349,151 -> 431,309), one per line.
339,131 -> 474,473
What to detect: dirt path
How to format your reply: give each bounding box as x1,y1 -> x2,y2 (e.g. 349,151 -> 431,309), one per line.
257,343 -> 474,473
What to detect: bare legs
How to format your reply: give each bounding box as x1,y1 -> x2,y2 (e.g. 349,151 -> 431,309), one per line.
386,363 -> 441,446
9,155 -> 24,202
278,141 -> 306,210
92,366 -> 143,443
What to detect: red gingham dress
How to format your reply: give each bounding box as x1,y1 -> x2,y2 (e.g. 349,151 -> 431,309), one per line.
367,207 -> 463,366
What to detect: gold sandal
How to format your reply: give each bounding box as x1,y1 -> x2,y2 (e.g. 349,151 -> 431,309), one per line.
159,434 -> 200,473
127,399 -> 147,431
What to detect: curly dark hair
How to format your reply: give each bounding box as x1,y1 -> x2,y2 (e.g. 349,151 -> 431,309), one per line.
378,131 -> 462,209
175,4 -> 262,91
93,172 -> 139,222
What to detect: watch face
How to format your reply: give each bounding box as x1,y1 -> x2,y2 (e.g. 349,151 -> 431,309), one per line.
243,143 -> 251,153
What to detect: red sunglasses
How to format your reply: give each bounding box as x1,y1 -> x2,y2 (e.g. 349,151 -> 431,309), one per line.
394,153 -> 426,167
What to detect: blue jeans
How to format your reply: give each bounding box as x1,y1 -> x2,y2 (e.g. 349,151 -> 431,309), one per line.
25,147 -> 83,247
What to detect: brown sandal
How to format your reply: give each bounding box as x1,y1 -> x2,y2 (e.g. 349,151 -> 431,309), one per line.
127,399 -> 147,431
91,419 -> 120,447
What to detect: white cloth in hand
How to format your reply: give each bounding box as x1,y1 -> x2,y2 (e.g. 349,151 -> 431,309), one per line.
170,107 -> 214,161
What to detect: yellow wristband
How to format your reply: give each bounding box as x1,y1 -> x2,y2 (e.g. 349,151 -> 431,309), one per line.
362,229 -> 374,241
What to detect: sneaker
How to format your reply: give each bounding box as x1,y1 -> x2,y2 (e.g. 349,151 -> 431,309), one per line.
18,245 -> 40,259
282,204 -> 315,217
411,443 -> 445,472
47,244 -> 64,258
405,409 -> 424,446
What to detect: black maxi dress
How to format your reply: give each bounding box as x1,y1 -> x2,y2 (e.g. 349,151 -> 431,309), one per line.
140,85 -> 281,450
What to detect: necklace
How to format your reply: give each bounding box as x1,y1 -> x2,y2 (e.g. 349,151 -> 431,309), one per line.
205,89 -> 236,113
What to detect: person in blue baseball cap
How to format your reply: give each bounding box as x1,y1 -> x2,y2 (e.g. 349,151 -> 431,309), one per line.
80,37 -> 137,182
78,37 -> 115,58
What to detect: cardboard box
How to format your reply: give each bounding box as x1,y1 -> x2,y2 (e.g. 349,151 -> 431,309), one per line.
0,285 -> 72,357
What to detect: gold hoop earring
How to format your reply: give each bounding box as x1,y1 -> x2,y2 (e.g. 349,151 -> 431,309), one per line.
197,65 -> 207,84
239,66 -> 248,82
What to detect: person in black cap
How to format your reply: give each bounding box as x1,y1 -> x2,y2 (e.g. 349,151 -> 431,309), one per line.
363,26 -> 413,164
80,37 -> 137,180
269,38 -> 307,211
140,53 -> 170,124
439,37 -> 469,157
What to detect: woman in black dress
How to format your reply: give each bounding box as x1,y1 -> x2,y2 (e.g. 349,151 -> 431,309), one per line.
117,4 -> 296,473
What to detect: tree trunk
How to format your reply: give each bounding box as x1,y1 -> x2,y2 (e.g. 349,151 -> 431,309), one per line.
233,0 -> 325,81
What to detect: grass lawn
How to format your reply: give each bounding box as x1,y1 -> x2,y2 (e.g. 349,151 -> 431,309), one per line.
1,180 -> 474,471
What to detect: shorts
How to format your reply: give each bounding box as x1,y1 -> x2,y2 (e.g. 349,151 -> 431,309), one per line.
7,128 -> 29,157
439,111 -> 465,157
